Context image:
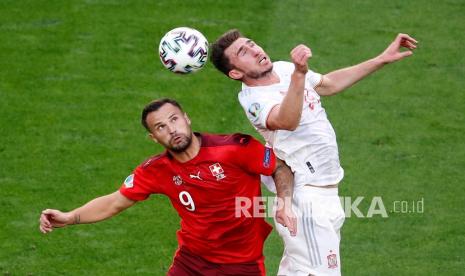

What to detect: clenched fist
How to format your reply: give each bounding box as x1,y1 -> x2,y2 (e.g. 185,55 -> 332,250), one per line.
291,44 -> 312,74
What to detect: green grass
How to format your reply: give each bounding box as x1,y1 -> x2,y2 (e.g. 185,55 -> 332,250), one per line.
1,0 -> 464,275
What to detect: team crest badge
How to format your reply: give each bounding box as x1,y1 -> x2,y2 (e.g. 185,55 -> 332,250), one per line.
247,103 -> 261,122
304,89 -> 321,110
209,163 -> 226,181
172,175 -> 183,185
327,251 -> 338,269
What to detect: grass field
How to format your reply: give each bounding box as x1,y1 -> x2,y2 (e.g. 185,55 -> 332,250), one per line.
1,0 -> 464,275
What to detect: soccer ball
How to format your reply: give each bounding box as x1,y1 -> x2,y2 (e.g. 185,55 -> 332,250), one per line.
158,27 -> 209,74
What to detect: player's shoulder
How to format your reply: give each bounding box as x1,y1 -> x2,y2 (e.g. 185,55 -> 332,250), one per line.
238,84 -> 270,104
238,87 -> 261,110
201,133 -> 254,148
138,152 -> 170,170
238,86 -> 253,98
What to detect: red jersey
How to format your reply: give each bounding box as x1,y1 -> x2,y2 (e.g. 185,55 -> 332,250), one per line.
119,133 -> 276,264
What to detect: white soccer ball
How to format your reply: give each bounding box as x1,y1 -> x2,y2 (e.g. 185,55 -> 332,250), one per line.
158,27 -> 209,74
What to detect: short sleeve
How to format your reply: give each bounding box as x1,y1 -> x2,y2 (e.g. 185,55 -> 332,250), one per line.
276,61 -> 322,89
119,166 -> 155,201
233,134 -> 276,176
306,69 -> 323,89
238,88 -> 280,129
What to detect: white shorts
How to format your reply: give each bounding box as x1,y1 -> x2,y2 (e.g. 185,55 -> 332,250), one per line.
274,186 -> 345,276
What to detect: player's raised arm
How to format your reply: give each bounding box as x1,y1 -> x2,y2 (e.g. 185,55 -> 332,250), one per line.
39,191 -> 136,234
316,33 -> 418,96
266,45 -> 311,131
272,158 -> 297,236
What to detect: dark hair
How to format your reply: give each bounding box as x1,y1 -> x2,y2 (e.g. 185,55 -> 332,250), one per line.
210,29 -> 243,76
141,98 -> 183,132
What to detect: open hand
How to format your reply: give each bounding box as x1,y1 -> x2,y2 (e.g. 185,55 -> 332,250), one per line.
379,33 -> 418,64
275,201 -> 297,236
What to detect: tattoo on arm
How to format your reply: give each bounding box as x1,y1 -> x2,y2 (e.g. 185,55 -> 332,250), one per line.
272,159 -> 294,199
74,214 -> 80,225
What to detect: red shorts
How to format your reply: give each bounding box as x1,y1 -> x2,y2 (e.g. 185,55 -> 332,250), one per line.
167,247 -> 266,276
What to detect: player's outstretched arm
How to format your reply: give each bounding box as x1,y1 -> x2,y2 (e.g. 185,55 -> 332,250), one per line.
39,191 -> 136,234
272,158 -> 297,236
266,45 -> 311,131
316,33 -> 418,96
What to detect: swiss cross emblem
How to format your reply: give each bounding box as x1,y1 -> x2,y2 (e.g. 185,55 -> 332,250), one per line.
209,163 -> 226,180
327,251 -> 338,269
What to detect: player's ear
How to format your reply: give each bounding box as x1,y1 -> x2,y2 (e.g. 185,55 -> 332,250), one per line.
228,69 -> 243,80
148,133 -> 158,143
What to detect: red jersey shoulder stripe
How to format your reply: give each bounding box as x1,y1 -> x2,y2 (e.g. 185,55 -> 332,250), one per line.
141,151 -> 169,169
201,133 -> 251,148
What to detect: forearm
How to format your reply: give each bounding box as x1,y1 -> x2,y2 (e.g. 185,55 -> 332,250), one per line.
272,158 -> 294,200
278,72 -> 306,128
68,192 -> 133,225
317,56 -> 386,96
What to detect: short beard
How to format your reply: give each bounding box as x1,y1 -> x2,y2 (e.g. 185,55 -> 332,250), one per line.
168,133 -> 193,153
245,65 -> 273,79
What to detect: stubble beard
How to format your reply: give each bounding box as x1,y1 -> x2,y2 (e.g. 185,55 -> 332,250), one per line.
168,133 -> 193,153
245,65 -> 273,80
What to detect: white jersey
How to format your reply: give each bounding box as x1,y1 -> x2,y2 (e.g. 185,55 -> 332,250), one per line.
239,61 -> 344,189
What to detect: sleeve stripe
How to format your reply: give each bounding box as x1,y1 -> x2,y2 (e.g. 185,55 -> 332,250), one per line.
313,74 -> 324,90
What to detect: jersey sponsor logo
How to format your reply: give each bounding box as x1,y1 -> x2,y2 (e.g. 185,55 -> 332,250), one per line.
173,175 -> 183,185
247,102 -> 262,122
263,147 -> 272,168
124,174 -> 134,188
327,251 -> 338,269
189,171 -> 203,181
209,163 -> 226,181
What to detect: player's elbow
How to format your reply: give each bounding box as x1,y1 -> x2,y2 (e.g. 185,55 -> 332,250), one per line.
268,119 -> 299,131
284,121 -> 299,131
267,105 -> 301,131
282,116 -> 300,130
266,108 -> 300,131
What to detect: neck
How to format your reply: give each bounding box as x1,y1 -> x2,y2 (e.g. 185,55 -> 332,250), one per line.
170,134 -> 201,163
243,70 -> 280,87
